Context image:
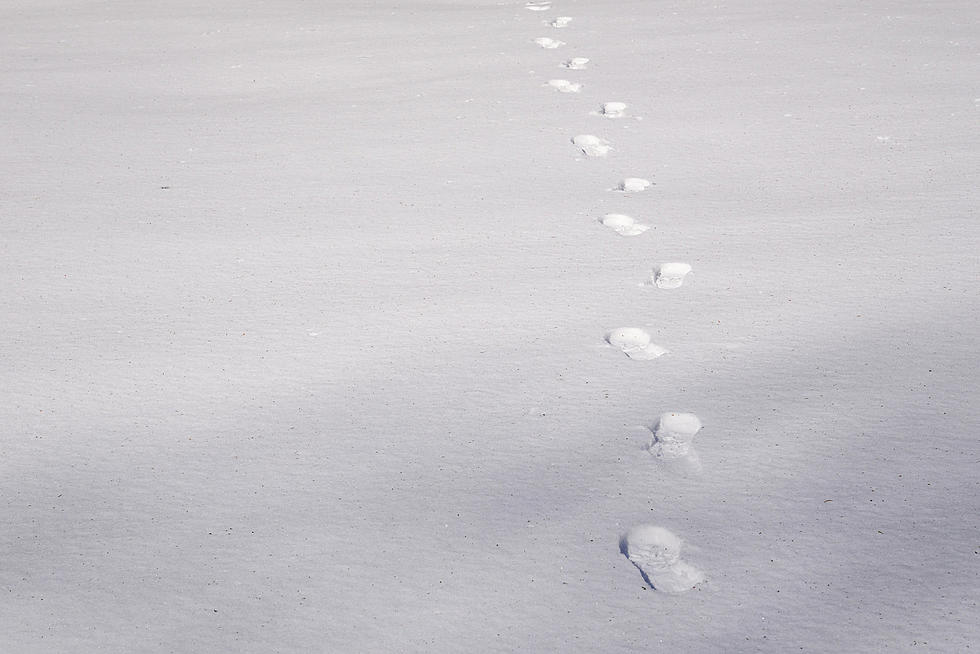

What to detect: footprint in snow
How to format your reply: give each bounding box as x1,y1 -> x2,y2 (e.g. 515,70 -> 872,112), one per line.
599,213 -> 648,236
547,79 -> 582,93
596,102 -> 628,118
525,1 -> 551,10
606,328 -> 667,360
562,57 -> 590,70
572,135 -> 612,157
621,525 -> 705,593
645,412 -> 703,474
652,263 -> 692,289
534,37 -> 564,49
616,177 -> 652,192
551,16 -> 573,27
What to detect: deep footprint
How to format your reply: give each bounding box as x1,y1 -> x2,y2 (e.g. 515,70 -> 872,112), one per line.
647,412 -> 703,473
550,16 -> 573,27
606,328 -> 667,360
621,525 -> 706,593
599,213 -> 648,236
572,135 -> 612,157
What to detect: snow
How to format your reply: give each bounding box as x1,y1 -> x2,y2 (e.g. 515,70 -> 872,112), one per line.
2,0 -> 979,651
600,101 -> 628,118
546,79 -> 582,93
617,177 -> 652,193
600,213 -> 650,236
606,327 -> 669,361
561,56 -> 590,70
572,133 -> 613,157
621,524 -> 706,594
654,262 -> 693,289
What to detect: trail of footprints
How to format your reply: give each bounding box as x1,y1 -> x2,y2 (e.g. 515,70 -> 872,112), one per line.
520,2 -> 704,593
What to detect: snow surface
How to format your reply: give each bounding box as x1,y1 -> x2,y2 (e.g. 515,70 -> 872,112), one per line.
2,0 -> 979,652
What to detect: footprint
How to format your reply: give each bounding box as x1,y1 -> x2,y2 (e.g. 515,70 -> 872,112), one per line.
599,213 -> 648,236
621,525 -> 705,593
606,328 -> 668,360
572,134 -> 612,157
599,102 -> 627,118
525,1 -> 551,10
617,177 -> 652,192
653,263 -> 692,289
647,412 -> 703,473
562,57 -> 590,70
550,16 -> 573,27
547,79 -> 582,93
534,37 -> 565,49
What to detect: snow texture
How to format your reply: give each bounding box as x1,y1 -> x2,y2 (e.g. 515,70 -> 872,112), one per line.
2,0 -> 979,652
622,525 -> 706,593
599,102 -> 628,118
606,328 -> 668,360
599,213 -> 649,236
561,57 -> 590,70
533,37 -> 564,49
654,262 -> 693,289
617,177 -> 652,192
572,134 -> 612,157
546,79 -> 581,93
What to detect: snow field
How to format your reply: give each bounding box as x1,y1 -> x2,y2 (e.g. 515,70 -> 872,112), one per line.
3,0 -> 979,651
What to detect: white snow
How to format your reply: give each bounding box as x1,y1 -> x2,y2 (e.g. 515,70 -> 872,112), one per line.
599,213 -> 649,236
606,328 -> 668,360
550,16 -> 573,28
600,101 -> 628,118
617,177 -> 652,192
533,37 -> 564,49
546,79 -> 581,93
561,57 -> 590,70
654,262 -> 693,289
622,525 -> 706,593
572,134 -> 612,157
2,0 -> 979,651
